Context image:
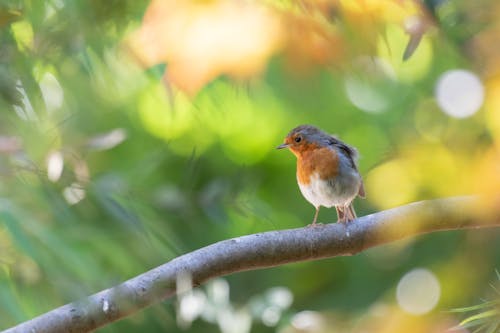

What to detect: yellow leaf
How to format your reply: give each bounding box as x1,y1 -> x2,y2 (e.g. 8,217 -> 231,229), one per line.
127,0 -> 283,94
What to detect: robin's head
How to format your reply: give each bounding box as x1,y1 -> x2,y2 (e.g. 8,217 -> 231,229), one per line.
276,125 -> 331,156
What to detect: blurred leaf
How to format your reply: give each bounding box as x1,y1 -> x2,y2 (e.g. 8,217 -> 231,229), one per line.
1,1 -> 500,332
0,8 -> 22,28
460,309 -> 500,326
0,210 -> 36,260
0,284 -> 25,323
452,273 -> 500,333
96,193 -> 143,231
128,0 -> 283,94
0,65 -> 22,107
450,300 -> 500,313
85,128 -> 127,151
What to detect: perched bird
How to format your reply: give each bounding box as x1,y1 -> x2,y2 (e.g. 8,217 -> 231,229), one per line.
277,125 -> 365,225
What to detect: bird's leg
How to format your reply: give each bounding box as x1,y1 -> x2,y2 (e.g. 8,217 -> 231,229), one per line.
311,206 -> 320,225
346,203 -> 357,222
336,206 -> 345,223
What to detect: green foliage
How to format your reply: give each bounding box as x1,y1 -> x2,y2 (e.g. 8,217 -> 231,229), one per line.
451,272 -> 500,333
0,1 -> 499,332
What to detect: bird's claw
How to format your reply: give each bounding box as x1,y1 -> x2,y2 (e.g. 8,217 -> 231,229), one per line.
307,222 -> 324,227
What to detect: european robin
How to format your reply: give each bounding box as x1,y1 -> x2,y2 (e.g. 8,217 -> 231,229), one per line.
277,125 -> 365,225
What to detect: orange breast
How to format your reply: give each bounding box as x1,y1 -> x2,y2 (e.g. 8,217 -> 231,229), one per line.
296,147 -> 339,185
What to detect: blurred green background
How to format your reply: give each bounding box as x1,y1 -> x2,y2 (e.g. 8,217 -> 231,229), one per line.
1,0 -> 500,332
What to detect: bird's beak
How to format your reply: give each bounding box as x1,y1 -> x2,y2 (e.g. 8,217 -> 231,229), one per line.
276,143 -> 289,149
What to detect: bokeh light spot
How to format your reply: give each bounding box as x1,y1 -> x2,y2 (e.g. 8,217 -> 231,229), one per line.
47,151 -> 64,182
179,290 -> 206,326
11,20 -> 33,51
366,159 -> 415,209
62,183 -> 86,205
435,69 -> 484,118
39,72 -> 64,112
344,57 -> 397,113
265,287 -> 293,309
196,82 -> 284,164
291,311 -> 324,331
86,129 -> 127,151
139,84 -> 194,140
261,306 -> 281,327
396,268 -> 441,315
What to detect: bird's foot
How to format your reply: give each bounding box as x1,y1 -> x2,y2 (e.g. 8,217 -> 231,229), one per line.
307,222 -> 324,227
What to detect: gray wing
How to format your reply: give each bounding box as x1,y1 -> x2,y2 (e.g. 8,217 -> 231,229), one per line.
327,136 -> 358,168
327,136 -> 366,198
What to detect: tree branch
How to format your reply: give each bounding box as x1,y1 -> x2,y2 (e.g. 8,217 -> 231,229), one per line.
3,196 -> 500,333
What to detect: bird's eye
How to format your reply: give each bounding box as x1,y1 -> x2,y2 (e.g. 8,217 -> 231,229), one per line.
294,136 -> 302,143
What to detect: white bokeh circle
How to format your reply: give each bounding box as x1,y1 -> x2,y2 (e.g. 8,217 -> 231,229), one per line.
396,268 -> 441,315
435,69 -> 484,118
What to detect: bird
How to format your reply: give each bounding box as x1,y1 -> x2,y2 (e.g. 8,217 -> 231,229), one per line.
277,125 -> 365,225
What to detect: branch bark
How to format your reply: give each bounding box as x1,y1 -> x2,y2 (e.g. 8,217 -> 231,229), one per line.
3,196 -> 500,333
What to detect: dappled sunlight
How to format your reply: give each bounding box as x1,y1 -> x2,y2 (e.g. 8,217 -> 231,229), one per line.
138,83 -> 199,143
128,0 -> 426,94
198,83 -> 286,164
176,277 -> 293,333
365,141 -> 486,210
139,80 -> 286,163
366,159 -> 416,208
128,0 -> 284,95
2,0 -> 500,332
10,20 -> 33,52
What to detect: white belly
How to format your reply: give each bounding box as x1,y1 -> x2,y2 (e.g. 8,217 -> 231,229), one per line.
298,172 -> 360,208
